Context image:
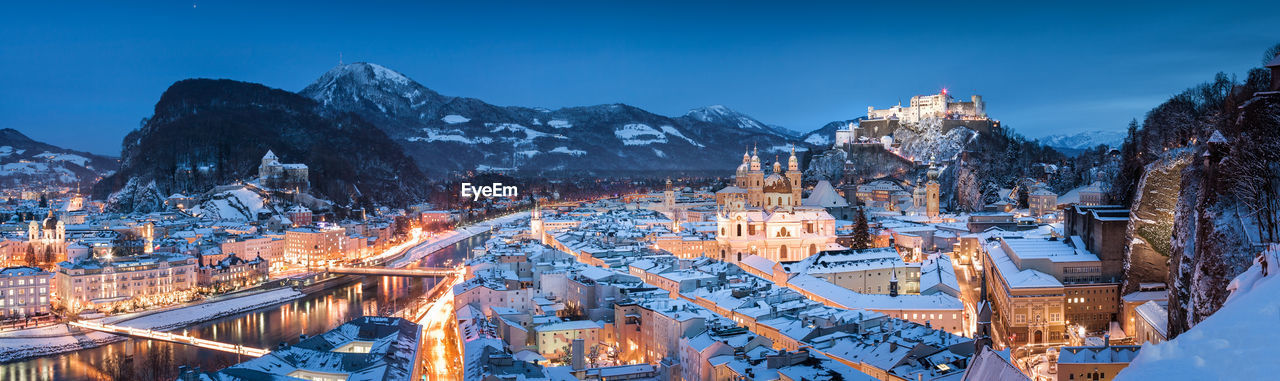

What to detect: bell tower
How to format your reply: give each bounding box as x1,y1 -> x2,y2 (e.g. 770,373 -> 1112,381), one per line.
788,146 -> 802,206
926,159 -> 941,218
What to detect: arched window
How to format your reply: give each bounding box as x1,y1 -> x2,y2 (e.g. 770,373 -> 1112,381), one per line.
777,197 -> 783,205
779,245 -> 788,259
736,224 -> 743,237
810,244 -> 817,255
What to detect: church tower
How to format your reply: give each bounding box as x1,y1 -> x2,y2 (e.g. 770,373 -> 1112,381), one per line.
530,203 -> 545,244
748,147 -> 763,207
664,178 -> 675,210
913,174 -> 927,209
926,159 -> 941,218
975,270 -> 994,353
142,222 -> 155,254
787,146 -> 802,206
889,265 -> 899,297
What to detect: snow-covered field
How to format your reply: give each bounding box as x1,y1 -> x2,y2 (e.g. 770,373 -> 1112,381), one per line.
614,123 -> 668,146
549,146 -> 587,156
190,187 -> 272,221
441,114 -> 470,124
0,288 -> 304,362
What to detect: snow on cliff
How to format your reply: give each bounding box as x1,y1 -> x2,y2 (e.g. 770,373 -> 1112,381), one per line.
1116,244 -> 1280,380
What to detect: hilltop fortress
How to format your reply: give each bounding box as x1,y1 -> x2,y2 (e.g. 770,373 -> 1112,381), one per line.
839,89 -> 999,144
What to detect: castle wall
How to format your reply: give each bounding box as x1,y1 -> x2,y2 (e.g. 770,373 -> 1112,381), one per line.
857,119 -> 995,140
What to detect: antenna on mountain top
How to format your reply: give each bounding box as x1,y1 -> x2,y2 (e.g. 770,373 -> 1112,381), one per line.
338,52 -> 344,66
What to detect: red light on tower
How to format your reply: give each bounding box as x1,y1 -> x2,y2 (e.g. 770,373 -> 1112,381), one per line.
941,87 -> 948,96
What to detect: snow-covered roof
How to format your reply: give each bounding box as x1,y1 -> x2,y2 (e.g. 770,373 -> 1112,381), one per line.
803,180 -> 849,208
536,320 -> 603,332
199,316 -> 421,381
1134,300 -> 1168,337
787,274 -> 963,311
985,243 -> 1064,289
1057,345 -> 1142,364
961,349 -> 1027,381
741,254 -> 778,275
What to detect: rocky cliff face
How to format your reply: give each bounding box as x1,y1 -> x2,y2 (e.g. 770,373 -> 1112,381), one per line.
93,79 -> 430,212
299,63 -> 809,176
1167,93 -> 1280,338
1122,149 -> 1191,295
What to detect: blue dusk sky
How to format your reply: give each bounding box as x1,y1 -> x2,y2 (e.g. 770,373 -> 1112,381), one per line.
1,1 -> 1277,155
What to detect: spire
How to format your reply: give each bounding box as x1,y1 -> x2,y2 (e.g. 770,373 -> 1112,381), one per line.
889,264 -> 899,297
788,144 -> 799,171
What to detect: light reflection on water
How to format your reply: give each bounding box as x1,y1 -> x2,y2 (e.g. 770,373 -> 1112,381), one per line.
0,233 -> 488,380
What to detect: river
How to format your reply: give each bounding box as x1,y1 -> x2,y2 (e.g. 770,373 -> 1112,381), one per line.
0,232 -> 490,381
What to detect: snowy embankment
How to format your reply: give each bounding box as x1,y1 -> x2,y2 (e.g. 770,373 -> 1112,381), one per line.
389,211 -> 528,268
1116,244 -> 1280,380
0,288 -> 303,362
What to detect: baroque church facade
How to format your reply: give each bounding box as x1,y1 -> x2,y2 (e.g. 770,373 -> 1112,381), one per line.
715,147 -> 840,264
28,210 -> 67,264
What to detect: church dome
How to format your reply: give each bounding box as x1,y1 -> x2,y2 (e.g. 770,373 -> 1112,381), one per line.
736,162 -> 749,176
763,174 -> 791,194
42,211 -> 58,230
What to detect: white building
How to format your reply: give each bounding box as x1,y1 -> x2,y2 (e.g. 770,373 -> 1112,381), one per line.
0,266 -> 52,319
54,253 -> 198,312
716,148 -> 841,263
866,89 -> 986,124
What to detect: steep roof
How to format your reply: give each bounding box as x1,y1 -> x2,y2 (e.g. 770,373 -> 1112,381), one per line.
961,349 -> 1028,381
803,180 -> 849,208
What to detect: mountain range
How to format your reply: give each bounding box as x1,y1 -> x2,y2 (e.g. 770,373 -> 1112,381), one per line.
0,129 -> 117,189
92,79 -> 430,212
299,63 -> 813,176
1038,130 -> 1126,153
90,62 -> 852,210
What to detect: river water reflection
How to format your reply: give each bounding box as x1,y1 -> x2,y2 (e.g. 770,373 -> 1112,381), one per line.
0,232 -> 490,381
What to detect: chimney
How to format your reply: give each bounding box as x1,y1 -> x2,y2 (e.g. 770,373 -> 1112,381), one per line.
571,338 -> 585,371
1103,334 -> 1110,348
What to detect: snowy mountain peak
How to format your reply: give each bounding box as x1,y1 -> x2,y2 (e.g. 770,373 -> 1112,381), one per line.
300,62 -> 449,116
318,62 -> 411,86
1039,130 -> 1125,151
296,63 -> 808,175
684,105 -> 796,137
685,105 -> 759,128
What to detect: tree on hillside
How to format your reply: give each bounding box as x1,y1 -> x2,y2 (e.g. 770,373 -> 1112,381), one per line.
955,163 -> 983,212
1016,181 -> 1030,209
